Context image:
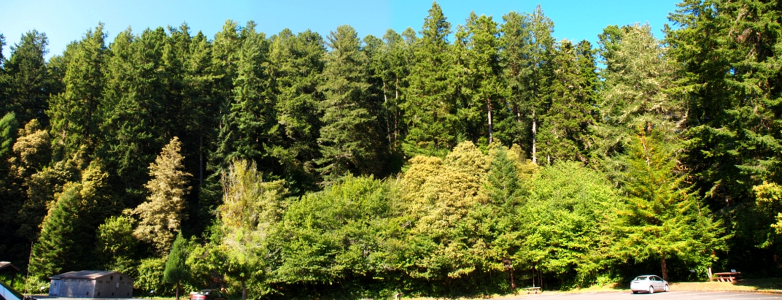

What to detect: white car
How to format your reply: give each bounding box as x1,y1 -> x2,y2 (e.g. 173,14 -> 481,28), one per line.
630,275 -> 669,294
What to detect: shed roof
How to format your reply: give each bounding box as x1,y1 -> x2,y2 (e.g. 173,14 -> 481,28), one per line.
49,270 -> 133,280
0,261 -> 20,272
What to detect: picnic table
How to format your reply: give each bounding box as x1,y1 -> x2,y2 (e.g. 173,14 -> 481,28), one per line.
523,287 -> 541,294
713,271 -> 741,282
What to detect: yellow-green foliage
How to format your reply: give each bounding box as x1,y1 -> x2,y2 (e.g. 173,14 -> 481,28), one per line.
754,181 -> 782,234
400,141 -> 490,279
133,137 -> 192,255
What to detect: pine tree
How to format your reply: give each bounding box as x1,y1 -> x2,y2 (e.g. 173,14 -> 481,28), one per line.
538,40 -> 595,164
133,137 -> 192,255
164,232 -> 190,300
268,29 -> 325,193
402,2 -> 456,158
464,13 -> 506,146
594,24 -> 680,167
101,27 -> 171,206
615,128 -> 725,280
316,25 -> 380,184
48,24 -> 106,160
669,0 -> 782,207
28,182 -> 83,281
4,30 -> 53,126
222,22 -> 277,173
28,161 -> 113,280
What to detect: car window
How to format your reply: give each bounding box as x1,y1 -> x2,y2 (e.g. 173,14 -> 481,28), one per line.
634,276 -> 648,281
654,276 -> 661,281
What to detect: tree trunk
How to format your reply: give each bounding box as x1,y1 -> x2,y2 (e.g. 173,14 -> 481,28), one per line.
241,279 -> 247,300
660,254 -> 669,281
176,282 -> 181,300
487,98 -> 493,144
532,110 -> 537,164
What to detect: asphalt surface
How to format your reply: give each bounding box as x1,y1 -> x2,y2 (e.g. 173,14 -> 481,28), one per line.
503,291 -> 782,300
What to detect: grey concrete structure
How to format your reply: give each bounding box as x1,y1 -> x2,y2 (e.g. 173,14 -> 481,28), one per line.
48,271 -> 133,298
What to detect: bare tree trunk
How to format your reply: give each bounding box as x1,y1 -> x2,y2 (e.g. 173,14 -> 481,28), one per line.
241,279 -> 247,300
176,282 -> 181,300
661,254 -> 669,281
532,110 -> 537,164
487,98 -> 493,144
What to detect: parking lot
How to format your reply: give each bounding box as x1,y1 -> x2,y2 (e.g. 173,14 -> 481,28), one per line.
502,291 -> 782,300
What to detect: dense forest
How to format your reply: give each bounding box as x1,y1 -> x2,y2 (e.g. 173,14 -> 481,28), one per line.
1,0 -> 781,299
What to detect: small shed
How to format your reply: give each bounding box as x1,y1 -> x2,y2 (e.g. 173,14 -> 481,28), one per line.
49,271 -> 133,298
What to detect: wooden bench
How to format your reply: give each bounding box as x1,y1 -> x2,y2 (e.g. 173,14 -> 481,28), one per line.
523,287 -> 541,294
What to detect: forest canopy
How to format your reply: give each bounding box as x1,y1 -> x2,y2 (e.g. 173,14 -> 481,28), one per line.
1,0 -> 781,299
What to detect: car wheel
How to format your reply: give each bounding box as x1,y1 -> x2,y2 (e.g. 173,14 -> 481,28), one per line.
632,291 -> 638,294
664,284 -> 669,292
648,286 -> 654,294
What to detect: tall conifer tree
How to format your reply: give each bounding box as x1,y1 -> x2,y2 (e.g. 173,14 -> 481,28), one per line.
316,25 -> 380,183
403,2 -> 456,158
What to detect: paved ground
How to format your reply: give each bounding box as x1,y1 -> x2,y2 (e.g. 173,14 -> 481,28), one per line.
503,291 -> 782,300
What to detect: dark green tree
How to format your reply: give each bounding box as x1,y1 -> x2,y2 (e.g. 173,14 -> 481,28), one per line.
538,40 -> 595,164
268,29 -> 325,193
164,232 -> 191,300
316,25 -> 381,183
48,24 -> 106,160
3,30 -> 53,126
402,2 -> 456,158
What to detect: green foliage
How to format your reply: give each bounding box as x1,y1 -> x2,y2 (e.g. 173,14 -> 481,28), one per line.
270,174 -> 392,299
164,232 -> 191,299
538,40 -> 595,165
520,161 -> 620,287
3,30 -> 53,126
6,1 -> 782,296
615,128 -> 726,280
397,141 -> 490,280
594,24 -> 681,173
96,215 -> 137,276
316,25 -> 383,184
402,2 -> 456,158
136,257 -> 174,295
48,24 -> 106,159
218,159 -> 287,300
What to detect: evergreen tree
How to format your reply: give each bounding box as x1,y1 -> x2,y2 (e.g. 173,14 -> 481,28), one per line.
28,161 -> 112,280
402,2 -> 456,158
4,30 -> 53,126
499,11 -> 532,149
28,182 -> 83,281
538,40 -> 595,164
464,13 -> 506,146
594,24 -> 680,170
316,25 -> 380,183
101,27 -> 171,206
268,29 -> 325,193
615,128 -> 725,280
164,232 -> 190,300
133,137 -> 192,255
48,24 -> 106,159
669,0 -> 782,207
219,22 -> 278,174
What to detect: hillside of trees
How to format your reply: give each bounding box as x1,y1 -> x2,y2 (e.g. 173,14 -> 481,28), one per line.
1,0 -> 781,299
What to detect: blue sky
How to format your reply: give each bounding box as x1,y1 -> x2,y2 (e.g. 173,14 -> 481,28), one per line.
1,0 -> 681,60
